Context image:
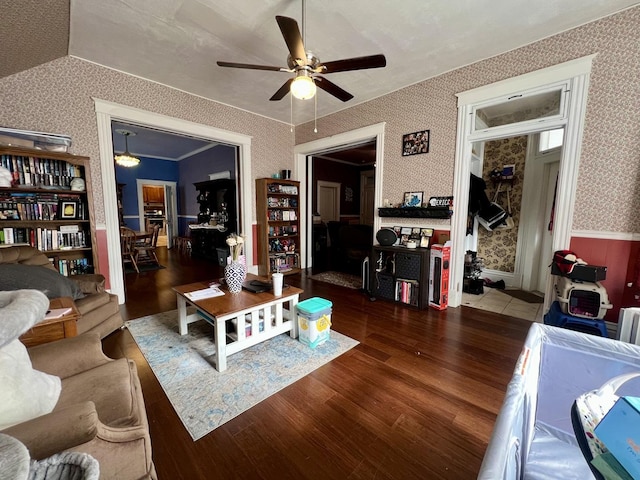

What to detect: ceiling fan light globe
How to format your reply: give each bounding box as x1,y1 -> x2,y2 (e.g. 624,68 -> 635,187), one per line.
291,76 -> 316,100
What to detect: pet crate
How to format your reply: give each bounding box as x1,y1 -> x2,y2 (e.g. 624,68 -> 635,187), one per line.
555,276 -> 612,320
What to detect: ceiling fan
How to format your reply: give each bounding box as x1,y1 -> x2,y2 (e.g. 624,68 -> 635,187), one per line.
216,7 -> 386,102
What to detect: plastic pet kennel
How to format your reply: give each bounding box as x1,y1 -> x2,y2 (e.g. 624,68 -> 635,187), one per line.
478,323 -> 640,479
555,276 -> 612,319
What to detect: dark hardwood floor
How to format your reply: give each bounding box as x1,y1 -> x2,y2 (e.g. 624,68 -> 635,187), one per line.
102,246 -> 533,479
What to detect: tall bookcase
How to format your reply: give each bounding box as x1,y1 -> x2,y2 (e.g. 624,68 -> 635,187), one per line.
0,145 -> 98,276
256,178 -> 300,276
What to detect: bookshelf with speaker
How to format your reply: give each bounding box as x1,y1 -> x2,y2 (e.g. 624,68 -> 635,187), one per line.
0,145 -> 98,276
256,178 -> 301,276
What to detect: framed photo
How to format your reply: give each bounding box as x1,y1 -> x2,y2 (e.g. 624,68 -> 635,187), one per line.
400,227 -> 412,246
402,129 -> 430,156
403,191 -> 423,207
59,201 -> 77,219
393,226 -> 402,245
420,236 -> 430,248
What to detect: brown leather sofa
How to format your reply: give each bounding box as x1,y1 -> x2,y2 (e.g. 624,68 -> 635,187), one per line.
0,246 -> 123,338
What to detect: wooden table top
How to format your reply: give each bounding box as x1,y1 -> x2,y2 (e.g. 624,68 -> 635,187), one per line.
38,296 -> 80,327
173,273 -> 303,318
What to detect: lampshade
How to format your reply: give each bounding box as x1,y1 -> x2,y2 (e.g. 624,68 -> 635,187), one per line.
114,130 -> 140,167
290,73 -> 316,100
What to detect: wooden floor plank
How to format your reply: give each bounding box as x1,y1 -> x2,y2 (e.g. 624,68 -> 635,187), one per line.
102,246 -> 532,479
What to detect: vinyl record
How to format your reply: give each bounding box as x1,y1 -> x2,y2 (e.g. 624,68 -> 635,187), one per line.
376,228 -> 397,246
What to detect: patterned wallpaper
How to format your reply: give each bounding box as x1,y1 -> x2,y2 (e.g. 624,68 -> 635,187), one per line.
296,6 -> 640,234
0,56 -> 293,225
1,7 -> 638,237
476,136 -> 528,272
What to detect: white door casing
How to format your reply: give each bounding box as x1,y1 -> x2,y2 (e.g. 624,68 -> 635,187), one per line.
94,99 -> 254,304
451,54 -> 595,309
294,123 -> 386,270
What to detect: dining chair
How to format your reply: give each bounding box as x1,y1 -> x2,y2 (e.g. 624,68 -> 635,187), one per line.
120,227 -> 139,273
135,224 -> 160,267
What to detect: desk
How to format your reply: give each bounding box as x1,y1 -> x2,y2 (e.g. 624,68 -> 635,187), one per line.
20,297 -> 80,347
173,274 -> 302,371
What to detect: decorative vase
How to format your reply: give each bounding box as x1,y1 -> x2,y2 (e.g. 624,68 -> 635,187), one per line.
224,258 -> 246,294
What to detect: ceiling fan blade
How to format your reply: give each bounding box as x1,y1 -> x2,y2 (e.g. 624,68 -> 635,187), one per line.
315,77 -> 354,102
320,54 -> 387,74
270,79 -> 294,101
217,61 -> 288,72
275,16 -> 306,66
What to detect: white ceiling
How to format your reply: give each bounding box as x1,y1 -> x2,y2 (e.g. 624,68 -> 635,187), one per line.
69,0 -> 639,126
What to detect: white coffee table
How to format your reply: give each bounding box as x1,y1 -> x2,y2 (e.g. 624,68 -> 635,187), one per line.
173,274 -> 302,372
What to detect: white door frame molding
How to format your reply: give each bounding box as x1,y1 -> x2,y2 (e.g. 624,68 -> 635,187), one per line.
94,99 -> 253,303
450,55 -> 595,309
294,123 -> 386,269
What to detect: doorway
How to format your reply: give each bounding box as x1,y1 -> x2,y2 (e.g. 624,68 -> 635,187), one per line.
450,55 -> 595,311
95,99 -> 254,304
294,123 -> 386,272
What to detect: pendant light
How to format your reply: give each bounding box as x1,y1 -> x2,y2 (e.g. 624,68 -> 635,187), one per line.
114,129 -> 140,167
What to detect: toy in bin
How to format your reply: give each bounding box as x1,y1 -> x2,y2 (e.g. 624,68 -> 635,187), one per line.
297,297 -> 332,348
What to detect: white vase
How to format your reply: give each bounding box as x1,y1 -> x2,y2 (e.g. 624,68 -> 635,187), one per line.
224,258 -> 246,294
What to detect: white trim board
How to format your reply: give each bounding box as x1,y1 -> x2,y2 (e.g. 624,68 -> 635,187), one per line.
294,123 -> 386,270
94,98 -> 254,304
450,55 -> 595,311
571,231 -> 640,241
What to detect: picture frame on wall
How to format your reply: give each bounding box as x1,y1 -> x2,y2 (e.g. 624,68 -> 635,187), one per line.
403,191 -> 423,207
402,129 -> 430,156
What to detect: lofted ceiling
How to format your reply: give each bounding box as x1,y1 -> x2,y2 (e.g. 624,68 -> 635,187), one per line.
3,1 -> 638,127
3,1 -> 638,160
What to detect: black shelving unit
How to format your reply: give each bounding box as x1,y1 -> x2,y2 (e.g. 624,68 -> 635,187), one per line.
378,207 -> 452,219
370,245 -> 430,309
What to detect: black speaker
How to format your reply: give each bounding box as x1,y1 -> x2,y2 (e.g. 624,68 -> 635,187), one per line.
376,228 -> 397,246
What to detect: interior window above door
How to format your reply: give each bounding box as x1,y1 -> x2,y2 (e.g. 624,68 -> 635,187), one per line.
473,87 -> 565,132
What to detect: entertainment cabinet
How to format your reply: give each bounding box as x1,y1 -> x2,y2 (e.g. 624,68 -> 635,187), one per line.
370,245 -> 430,309
0,145 -> 98,276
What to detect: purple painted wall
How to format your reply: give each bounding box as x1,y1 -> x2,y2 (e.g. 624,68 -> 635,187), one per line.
178,144 -> 237,235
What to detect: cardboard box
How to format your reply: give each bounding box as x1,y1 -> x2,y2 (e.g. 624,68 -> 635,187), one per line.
429,242 -> 451,310
297,297 -> 332,348
0,134 -> 34,148
595,396 -> 640,479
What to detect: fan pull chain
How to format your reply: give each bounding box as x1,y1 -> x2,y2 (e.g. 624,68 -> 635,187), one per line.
314,90 -> 318,133
290,93 -> 294,133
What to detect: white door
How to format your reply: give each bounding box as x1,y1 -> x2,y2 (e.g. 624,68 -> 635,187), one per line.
360,171 -> 375,226
164,184 -> 177,249
317,181 -> 340,223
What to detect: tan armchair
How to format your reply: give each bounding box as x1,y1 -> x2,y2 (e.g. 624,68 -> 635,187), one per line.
2,332 -> 156,479
0,289 -> 155,479
0,246 -> 123,338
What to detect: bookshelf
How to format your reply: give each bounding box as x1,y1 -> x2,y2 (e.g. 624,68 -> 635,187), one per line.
256,178 -> 301,276
0,145 -> 98,276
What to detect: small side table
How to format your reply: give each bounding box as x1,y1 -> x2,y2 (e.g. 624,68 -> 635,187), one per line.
19,297 -> 80,347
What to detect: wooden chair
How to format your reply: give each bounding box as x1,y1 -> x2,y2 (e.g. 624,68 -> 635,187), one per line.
135,224 -> 160,267
120,227 -> 139,273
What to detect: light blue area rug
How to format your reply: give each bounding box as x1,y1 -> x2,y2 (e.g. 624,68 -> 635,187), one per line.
126,309 -> 358,441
